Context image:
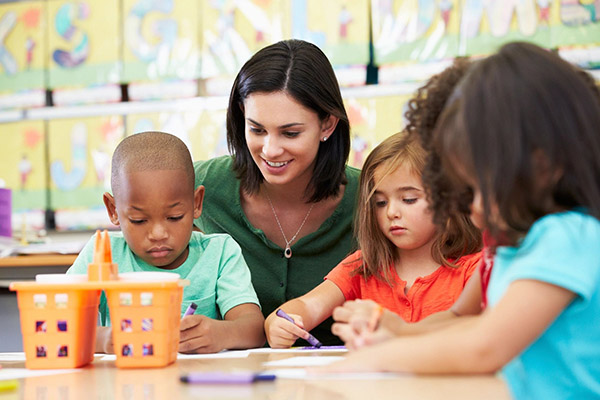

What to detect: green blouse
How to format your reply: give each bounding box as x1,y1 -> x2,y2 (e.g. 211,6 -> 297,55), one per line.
194,156 -> 360,345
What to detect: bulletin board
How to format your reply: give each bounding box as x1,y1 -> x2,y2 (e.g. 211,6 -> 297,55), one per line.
0,1 -> 46,100
344,94 -> 411,168
125,107 -> 229,162
122,0 -> 201,83
47,116 -> 124,229
371,0 -> 461,64
0,120 -> 46,213
47,0 -> 121,89
290,0 -> 370,66
200,0 -> 288,79
372,0 -> 600,64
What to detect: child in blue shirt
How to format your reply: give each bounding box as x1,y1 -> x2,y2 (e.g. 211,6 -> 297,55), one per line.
323,42 -> 600,399
68,131 -> 265,353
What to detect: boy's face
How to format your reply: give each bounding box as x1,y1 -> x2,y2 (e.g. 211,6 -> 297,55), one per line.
103,169 -> 203,270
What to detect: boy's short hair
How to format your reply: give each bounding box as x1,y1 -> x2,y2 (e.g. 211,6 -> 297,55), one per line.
111,131 -> 194,195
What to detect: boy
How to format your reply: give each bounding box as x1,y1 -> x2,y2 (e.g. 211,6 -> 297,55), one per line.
68,131 -> 265,353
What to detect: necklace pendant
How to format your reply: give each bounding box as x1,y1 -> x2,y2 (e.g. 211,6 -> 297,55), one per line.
284,246 -> 292,259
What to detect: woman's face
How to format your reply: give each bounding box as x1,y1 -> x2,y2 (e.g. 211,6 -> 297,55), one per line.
242,91 -> 337,188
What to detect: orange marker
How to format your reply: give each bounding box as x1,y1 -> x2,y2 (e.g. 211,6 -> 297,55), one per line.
87,230 -> 118,281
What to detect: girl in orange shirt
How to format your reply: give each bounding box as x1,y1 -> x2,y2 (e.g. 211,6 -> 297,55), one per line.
264,130 -> 482,348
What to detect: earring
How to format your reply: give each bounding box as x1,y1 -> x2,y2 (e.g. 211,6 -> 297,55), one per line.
322,136 -> 328,142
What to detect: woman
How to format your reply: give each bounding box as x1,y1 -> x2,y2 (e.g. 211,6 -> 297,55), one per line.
194,39 -> 360,345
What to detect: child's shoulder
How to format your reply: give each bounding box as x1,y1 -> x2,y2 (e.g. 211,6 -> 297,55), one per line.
189,231 -> 239,250
454,251 -> 482,270
526,210 -> 600,246
339,249 -> 363,268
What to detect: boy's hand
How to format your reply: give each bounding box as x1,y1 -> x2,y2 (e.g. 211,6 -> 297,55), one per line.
95,326 -> 114,354
179,315 -> 226,354
265,311 -> 310,348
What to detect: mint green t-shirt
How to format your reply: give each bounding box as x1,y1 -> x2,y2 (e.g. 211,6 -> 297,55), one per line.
194,156 -> 360,345
67,231 -> 260,326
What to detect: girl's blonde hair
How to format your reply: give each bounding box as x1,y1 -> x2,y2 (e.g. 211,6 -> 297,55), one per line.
354,131 -> 481,283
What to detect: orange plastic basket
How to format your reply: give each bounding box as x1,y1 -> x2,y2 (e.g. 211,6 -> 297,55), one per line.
10,282 -> 100,369
10,230 -> 188,369
104,281 -> 184,368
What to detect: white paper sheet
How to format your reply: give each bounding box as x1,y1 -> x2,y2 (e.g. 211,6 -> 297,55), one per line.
96,350 -> 250,361
268,368 -> 401,380
262,356 -> 345,367
249,346 -> 348,354
0,353 -> 26,362
0,368 -> 81,380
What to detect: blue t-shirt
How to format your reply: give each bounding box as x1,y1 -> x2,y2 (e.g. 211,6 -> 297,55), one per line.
488,211 -> 600,399
67,231 -> 260,325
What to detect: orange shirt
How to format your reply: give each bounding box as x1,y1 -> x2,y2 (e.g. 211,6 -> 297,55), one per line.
325,250 -> 481,322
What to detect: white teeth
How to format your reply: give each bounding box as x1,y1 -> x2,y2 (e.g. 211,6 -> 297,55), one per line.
266,160 -> 288,167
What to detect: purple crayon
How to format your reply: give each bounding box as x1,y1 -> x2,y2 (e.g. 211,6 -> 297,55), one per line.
276,309 -> 322,348
180,372 -> 276,384
183,302 -> 198,317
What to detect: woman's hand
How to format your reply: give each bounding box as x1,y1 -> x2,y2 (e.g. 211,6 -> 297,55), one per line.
265,311 -> 310,348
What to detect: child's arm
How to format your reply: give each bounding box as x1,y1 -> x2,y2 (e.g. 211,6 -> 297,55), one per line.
95,326 -> 113,353
178,303 -> 264,353
332,272 -> 483,349
265,280 -> 346,348
323,280 -> 575,373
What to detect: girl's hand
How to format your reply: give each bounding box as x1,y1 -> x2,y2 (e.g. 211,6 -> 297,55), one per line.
179,315 -> 226,354
332,321 -> 395,350
332,299 -> 383,334
265,312 -> 310,348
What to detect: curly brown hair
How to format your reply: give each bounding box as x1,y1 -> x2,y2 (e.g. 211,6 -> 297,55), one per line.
404,58 -> 479,231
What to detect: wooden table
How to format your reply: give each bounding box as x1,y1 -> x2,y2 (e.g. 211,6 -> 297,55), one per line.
0,351 -> 511,399
0,254 -> 77,287
0,254 -> 77,268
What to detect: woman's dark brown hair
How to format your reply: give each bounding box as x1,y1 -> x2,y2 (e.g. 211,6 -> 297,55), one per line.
226,39 -> 350,202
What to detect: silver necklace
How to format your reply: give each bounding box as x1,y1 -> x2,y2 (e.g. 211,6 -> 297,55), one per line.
265,190 -> 315,259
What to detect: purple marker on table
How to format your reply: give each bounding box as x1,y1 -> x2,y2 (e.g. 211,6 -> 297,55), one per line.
183,302 -> 198,317
180,372 -> 276,384
276,309 -> 322,348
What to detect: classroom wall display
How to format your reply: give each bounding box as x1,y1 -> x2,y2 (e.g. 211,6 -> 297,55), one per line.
125,107 -> 229,162
344,94 -> 410,168
291,0 -> 370,67
189,107 -> 230,161
0,1 -> 46,109
371,0 -> 600,68
200,0 -> 289,95
200,0 -> 371,94
122,0 -> 201,84
371,0 -> 462,64
48,115 -> 124,230
47,0 -> 121,94
553,0 -> 600,48
0,120 -> 47,230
